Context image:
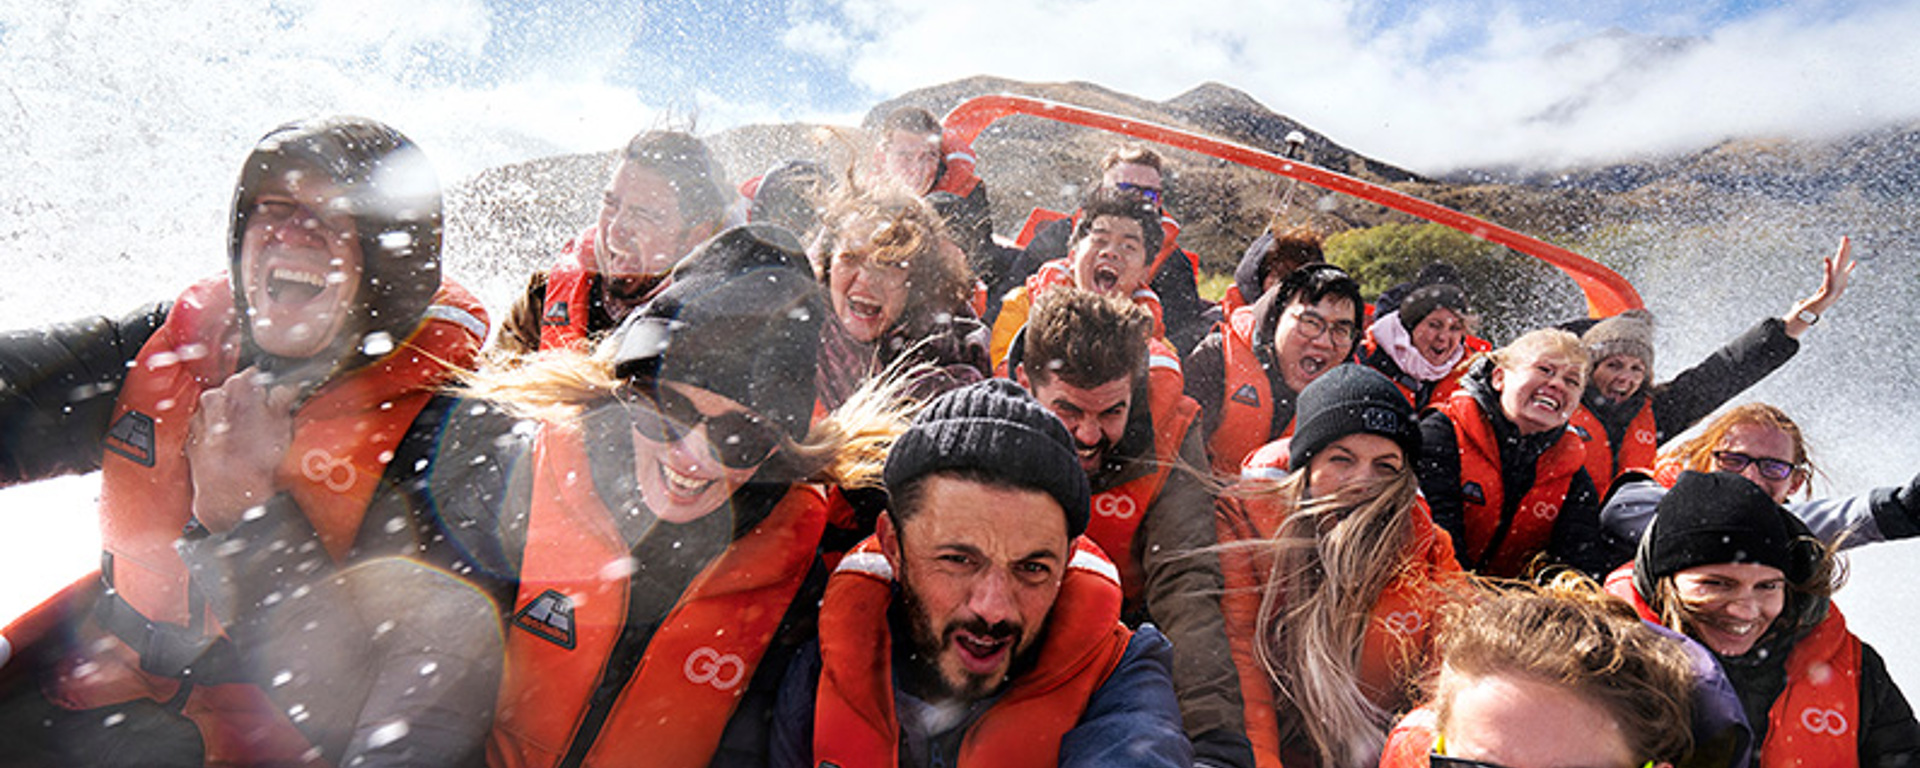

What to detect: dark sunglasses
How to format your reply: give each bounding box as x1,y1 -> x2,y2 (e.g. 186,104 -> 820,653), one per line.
616,383 -> 782,469
1713,450 -> 1797,481
1113,181 -> 1162,204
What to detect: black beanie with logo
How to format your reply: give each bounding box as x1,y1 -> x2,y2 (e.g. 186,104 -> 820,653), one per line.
1288,363 -> 1421,469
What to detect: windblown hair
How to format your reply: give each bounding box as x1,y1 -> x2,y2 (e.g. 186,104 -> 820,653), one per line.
1478,327 -> 1589,391
1021,288 -> 1151,391
813,189 -> 971,324
1661,402 -> 1820,500
880,106 -> 942,138
454,342 -> 919,490
1429,574 -> 1697,766
1260,225 -> 1326,286
620,130 -> 731,234
1100,144 -> 1165,175
1071,187 -> 1165,261
1245,464 -> 1424,768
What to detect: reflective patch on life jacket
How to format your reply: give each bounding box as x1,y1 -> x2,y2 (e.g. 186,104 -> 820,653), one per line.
104,411 -> 157,467
543,301 -> 572,326
1571,423 -> 1592,440
1231,383 -> 1261,407
1462,481 -> 1486,505
512,589 -> 577,649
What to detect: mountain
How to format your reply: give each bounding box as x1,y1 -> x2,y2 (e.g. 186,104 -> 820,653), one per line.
446,77 -> 1918,285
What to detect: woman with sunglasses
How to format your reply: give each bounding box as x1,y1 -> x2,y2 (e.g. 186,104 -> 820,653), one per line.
1414,328 -> 1624,579
400,225 -> 913,767
1379,576 -> 1701,768
1604,471 -> 1920,766
1599,403 -> 1920,553
811,189 -> 988,410
1216,364 -> 1469,768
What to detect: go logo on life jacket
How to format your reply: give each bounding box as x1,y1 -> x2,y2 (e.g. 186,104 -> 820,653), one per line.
684,647 -> 746,690
1633,428 -> 1656,446
1800,707 -> 1849,736
1530,500 -> 1557,521
1381,610 -> 1425,636
1093,493 -> 1137,519
302,448 -> 358,492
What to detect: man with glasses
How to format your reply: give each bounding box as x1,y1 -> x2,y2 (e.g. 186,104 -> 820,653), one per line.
1184,263 -> 1365,475
494,130 -> 730,357
1010,144 -> 1215,355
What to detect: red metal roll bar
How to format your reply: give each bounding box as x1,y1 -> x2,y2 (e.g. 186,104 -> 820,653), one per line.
943,93 -> 1642,316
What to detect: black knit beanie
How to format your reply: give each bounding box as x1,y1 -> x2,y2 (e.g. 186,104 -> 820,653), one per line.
883,379 -> 1091,538
1288,363 -> 1421,469
1399,283 -> 1470,330
1642,471 -> 1816,586
609,224 -> 823,441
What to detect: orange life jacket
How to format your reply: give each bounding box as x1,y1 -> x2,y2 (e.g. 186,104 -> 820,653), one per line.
1437,391 -> 1586,578
1568,399 -> 1658,490
1377,706 -> 1441,768
989,257 -> 1168,370
1604,566 -> 1863,768
1084,358 -> 1200,605
931,129 -> 984,199
538,227 -> 599,353
811,536 -> 1132,768
75,275 -> 487,765
488,425 -> 827,768
1209,303 -> 1292,476
1215,491 -> 1463,768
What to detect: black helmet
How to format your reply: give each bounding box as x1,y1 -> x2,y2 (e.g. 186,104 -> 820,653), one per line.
228,116 -> 442,377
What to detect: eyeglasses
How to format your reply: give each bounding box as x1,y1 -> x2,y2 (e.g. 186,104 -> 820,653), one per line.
1288,309 -> 1359,345
1430,734 -> 1653,768
616,383 -> 782,469
1113,181 -> 1162,205
1713,450 -> 1798,481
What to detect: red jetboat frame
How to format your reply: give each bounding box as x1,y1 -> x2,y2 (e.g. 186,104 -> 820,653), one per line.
943,93 -> 1642,316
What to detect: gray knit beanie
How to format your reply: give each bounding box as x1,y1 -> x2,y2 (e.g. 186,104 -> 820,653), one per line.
1582,309 -> 1656,373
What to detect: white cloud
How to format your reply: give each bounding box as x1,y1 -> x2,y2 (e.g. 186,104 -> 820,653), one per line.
786,0 -> 1920,172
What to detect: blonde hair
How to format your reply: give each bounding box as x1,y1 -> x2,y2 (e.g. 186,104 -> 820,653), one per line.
1240,463 -> 1432,767
1661,402 -> 1819,500
1485,328 -> 1589,388
1430,574 -> 1696,765
456,342 -> 919,489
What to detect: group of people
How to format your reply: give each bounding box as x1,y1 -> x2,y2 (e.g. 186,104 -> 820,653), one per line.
1,105 -> 1916,768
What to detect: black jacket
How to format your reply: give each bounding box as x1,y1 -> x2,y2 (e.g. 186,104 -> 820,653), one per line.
0,302 -> 169,485
1415,360 -> 1627,579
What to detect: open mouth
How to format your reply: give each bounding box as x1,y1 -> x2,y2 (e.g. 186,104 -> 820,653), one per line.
846,296 -> 884,321
952,630 -> 1012,673
265,265 -> 330,304
1297,353 -> 1327,379
1530,392 -> 1563,413
1092,265 -> 1120,293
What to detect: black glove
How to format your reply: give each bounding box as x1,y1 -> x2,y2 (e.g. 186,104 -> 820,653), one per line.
1869,471 -> 1920,540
